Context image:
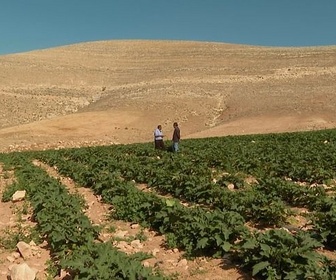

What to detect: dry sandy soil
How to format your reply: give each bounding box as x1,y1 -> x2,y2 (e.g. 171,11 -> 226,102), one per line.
0,40 -> 335,279
0,40 -> 335,151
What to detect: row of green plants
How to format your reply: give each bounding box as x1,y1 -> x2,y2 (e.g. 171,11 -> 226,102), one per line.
70,129 -> 336,184
3,128 -> 336,279
39,150 -> 290,226
31,136 -> 336,279
40,156 -> 336,279
41,145 -> 336,254
182,130 -> 336,184
107,178 -> 336,279
36,138 -> 334,230
0,153 -> 168,280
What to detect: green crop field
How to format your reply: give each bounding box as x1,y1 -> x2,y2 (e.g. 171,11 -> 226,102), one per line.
2,129 -> 336,279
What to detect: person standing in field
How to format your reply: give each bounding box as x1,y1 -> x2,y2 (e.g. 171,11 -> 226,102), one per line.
172,122 -> 180,152
154,125 -> 165,150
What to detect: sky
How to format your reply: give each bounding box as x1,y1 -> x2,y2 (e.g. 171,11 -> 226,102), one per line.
1,0 -> 336,55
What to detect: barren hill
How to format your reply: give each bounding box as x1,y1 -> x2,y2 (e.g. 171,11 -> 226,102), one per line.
0,40 -> 335,152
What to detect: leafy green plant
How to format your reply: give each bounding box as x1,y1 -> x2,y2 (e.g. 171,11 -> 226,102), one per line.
215,172 -> 248,189
63,241 -> 168,280
236,229 -> 329,279
310,201 -> 336,249
160,207 -> 248,257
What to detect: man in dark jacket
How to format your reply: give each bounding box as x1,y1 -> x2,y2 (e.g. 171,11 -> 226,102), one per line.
172,122 -> 180,152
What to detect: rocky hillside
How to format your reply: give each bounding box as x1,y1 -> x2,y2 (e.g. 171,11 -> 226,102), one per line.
0,40 -> 335,151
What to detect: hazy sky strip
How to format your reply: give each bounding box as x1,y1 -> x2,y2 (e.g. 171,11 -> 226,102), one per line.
1,0 -> 335,54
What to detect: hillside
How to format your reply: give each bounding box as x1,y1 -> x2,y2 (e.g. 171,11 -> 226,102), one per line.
0,40 -> 335,151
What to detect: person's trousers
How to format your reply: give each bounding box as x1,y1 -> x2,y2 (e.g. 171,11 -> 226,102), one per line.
173,142 -> 179,152
155,140 -> 164,149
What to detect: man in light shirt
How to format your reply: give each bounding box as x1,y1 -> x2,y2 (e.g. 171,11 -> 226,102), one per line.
154,125 -> 165,150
